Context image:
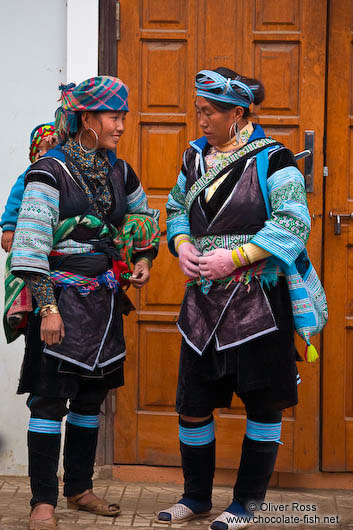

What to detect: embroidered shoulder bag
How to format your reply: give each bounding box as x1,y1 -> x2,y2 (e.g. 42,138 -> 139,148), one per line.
256,147 -> 328,362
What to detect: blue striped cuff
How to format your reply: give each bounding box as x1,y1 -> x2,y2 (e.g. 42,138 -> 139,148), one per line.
179,420 -> 215,446
29,418 -> 61,434
246,419 -> 283,445
67,412 -> 100,429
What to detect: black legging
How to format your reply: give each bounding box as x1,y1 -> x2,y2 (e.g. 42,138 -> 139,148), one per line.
180,409 -> 282,511
27,388 -> 108,507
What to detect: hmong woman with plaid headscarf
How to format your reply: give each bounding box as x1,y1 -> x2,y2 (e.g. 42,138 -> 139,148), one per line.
156,67 -> 312,529
10,76 -> 160,529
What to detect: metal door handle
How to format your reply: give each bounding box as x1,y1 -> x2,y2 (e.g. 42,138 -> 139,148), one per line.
303,131 -> 314,193
329,211 -> 353,235
294,149 -> 312,161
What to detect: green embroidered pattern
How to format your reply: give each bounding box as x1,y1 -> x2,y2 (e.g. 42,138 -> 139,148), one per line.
185,138 -> 277,212
166,209 -> 185,220
271,182 -> 307,210
193,233 -> 254,253
170,183 -> 186,207
272,214 -> 310,244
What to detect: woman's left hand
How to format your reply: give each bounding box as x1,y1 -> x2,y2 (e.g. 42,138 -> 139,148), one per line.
129,260 -> 150,289
199,249 -> 235,280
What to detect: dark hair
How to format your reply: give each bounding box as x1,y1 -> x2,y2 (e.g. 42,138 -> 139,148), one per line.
69,112 -> 82,138
206,67 -> 265,118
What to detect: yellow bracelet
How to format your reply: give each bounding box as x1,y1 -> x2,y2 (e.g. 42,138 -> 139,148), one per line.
40,304 -> 60,318
175,237 -> 191,252
231,246 -> 250,269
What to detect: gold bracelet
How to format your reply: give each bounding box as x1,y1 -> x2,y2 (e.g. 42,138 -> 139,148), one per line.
40,304 -> 60,318
135,256 -> 152,268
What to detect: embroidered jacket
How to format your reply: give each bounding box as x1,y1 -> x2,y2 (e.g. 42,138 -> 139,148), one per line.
166,124 -> 311,355
10,145 -> 160,371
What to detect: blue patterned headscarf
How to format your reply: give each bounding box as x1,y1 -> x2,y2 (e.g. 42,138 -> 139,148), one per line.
195,70 -> 255,108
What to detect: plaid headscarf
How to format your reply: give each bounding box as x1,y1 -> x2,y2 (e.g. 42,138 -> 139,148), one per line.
55,76 -> 129,138
29,123 -> 56,163
195,69 -> 255,107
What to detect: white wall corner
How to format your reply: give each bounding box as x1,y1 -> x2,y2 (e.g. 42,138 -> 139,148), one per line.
66,0 -> 99,85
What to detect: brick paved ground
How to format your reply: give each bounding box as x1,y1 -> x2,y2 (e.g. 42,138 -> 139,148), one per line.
1,477 -> 353,529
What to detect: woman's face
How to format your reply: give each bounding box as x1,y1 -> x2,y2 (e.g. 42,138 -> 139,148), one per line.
195,96 -> 247,147
84,111 -> 126,151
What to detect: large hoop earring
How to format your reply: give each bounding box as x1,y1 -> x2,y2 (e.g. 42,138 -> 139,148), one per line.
79,127 -> 99,154
228,121 -> 240,144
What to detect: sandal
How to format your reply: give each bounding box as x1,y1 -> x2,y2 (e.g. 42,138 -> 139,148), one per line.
29,505 -> 57,530
156,502 -> 211,523
67,488 -> 120,517
209,510 -> 254,530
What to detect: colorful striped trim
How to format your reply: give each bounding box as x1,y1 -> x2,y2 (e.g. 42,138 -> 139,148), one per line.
67,412 -> 100,429
29,418 -> 61,434
246,419 -> 282,445
179,420 -> 215,446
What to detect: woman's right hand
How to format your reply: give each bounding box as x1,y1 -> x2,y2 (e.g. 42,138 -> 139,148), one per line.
178,242 -> 201,278
40,313 -> 65,345
1,231 -> 14,252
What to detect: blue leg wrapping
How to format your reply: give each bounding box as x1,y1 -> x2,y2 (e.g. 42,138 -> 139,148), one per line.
246,418 -> 283,445
67,412 -> 99,429
28,418 -> 62,434
179,418 -> 215,446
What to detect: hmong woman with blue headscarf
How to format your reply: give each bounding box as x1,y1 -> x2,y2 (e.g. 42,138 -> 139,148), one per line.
156,67 -> 311,529
10,76 -> 160,529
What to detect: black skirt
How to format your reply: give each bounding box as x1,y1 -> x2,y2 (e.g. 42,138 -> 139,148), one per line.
17,308 -> 124,399
176,277 -> 301,415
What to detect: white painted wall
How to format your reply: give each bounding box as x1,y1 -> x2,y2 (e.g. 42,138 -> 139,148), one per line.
0,0 -> 98,475
67,0 -> 99,84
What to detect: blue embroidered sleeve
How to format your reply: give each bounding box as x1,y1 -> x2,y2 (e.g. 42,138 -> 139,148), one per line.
166,168 -> 191,256
251,166 -> 311,266
126,183 -> 160,220
11,181 -> 60,275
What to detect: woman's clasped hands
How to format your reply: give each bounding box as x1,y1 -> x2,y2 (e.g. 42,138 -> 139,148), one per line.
199,248 -> 235,280
178,244 -> 236,280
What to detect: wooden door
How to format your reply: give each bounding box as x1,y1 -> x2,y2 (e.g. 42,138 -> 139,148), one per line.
115,0 -> 327,473
322,0 -> 353,471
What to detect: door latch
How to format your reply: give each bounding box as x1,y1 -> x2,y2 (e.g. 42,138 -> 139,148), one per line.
328,211 -> 353,235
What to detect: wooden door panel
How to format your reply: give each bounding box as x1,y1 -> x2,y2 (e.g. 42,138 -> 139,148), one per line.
141,125 -> 186,191
142,0 -> 187,29
255,44 -> 300,115
255,0 -> 300,31
116,0 -> 326,473
139,324 -> 180,411
142,43 -> 187,111
323,0 -> 353,470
